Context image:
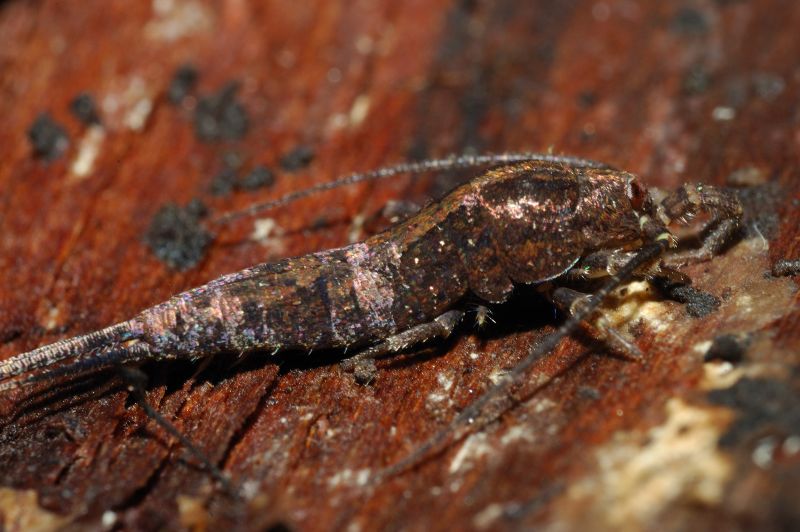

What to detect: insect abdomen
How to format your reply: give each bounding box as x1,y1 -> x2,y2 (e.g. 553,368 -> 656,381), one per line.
136,230 -> 472,355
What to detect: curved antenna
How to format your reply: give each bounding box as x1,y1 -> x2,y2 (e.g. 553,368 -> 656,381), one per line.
211,152 -> 611,225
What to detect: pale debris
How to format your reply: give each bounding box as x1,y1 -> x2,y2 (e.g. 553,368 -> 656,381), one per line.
449,432 -> 491,474
554,398 -> 734,531
0,488 -> 70,531
69,125 -> 105,180
145,0 -> 213,41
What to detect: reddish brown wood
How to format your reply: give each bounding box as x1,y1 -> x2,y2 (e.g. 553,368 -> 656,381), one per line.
1,1 -> 799,530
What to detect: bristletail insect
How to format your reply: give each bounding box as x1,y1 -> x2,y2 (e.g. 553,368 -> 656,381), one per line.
0,152 -> 743,489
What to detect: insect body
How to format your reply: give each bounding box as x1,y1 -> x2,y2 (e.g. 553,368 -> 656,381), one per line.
0,154 -> 742,482
0,156 -> 741,384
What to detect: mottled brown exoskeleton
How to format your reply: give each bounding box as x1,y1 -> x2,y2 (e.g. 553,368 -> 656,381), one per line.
0,153 -> 743,488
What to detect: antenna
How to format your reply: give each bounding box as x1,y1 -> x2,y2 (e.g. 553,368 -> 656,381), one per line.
211,152 -> 611,225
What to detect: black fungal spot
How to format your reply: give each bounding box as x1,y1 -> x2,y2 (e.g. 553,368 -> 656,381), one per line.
654,278 -> 720,318
682,64 -> 712,95
577,90 -> 597,108
27,113 -> 69,161
239,165 -> 275,191
144,202 -> 213,270
194,82 -> 249,141
263,522 -> 294,532
185,198 -> 209,218
707,377 -> 800,447
704,333 -> 748,363
670,7 -> 709,36
577,386 -> 601,400
69,92 -> 101,125
752,72 -> 785,101
167,64 -> 199,104
279,146 -> 315,171
209,167 -> 238,196
668,285 -> 720,317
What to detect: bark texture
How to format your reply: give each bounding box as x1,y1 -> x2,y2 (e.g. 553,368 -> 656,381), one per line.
0,1 -> 798,530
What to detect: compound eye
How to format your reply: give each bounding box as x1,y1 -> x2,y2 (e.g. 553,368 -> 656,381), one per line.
627,178 -> 648,211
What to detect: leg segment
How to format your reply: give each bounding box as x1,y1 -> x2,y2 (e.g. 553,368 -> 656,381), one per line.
341,310 -> 464,383
656,183 -> 743,267
564,249 -> 637,281
116,366 -> 235,494
663,218 -> 740,267
551,287 -> 642,359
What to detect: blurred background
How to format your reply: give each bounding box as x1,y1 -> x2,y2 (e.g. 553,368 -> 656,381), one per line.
0,1 -> 798,530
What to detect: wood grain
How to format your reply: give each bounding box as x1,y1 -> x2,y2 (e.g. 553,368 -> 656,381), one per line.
0,1 -> 798,530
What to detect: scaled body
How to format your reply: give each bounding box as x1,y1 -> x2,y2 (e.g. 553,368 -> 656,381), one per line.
0,156 -> 739,395
131,162 -> 639,358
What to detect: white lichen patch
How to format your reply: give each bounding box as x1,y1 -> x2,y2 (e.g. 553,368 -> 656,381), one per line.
437,371 -> 454,391
532,397 -> 556,414
126,98 -> 153,131
500,424 -> 536,446
692,340 -> 712,355
240,479 -> 262,500
346,521 -> 363,532
348,214 -> 366,244
449,432 -> 492,474
42,304 -> 62,332
101,77 -> 156,132
734,294 -> 753,313
473,503 -> 505,529
0,488 -> 70,531
701,361 -> 745,390
101,510 -> 117,528
426,391 -> 448,404
488,367 -> 509,385
250,218 -> 286,255
250,218 -> 277,242
177,494 -> 210,531
69,125 -> 105,180
554,399 -> 733,530
145,0 -> 213,41
752,436 -> 779,469
603,280 -> 672,334
326,468 -> 372,488
349,94 -> 371,127
783,436 -> 800,456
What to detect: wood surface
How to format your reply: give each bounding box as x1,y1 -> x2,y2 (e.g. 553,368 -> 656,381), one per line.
0,1 -> 799,530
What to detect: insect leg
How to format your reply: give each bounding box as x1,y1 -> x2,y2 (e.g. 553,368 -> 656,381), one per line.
656,184 -> 743,266
551,287 -> 642,359
116,366 -> 235,495
663,218 -> 740,267
341,310 -> 464,384
563,249 -> 637,281
377,238 -> 670,480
